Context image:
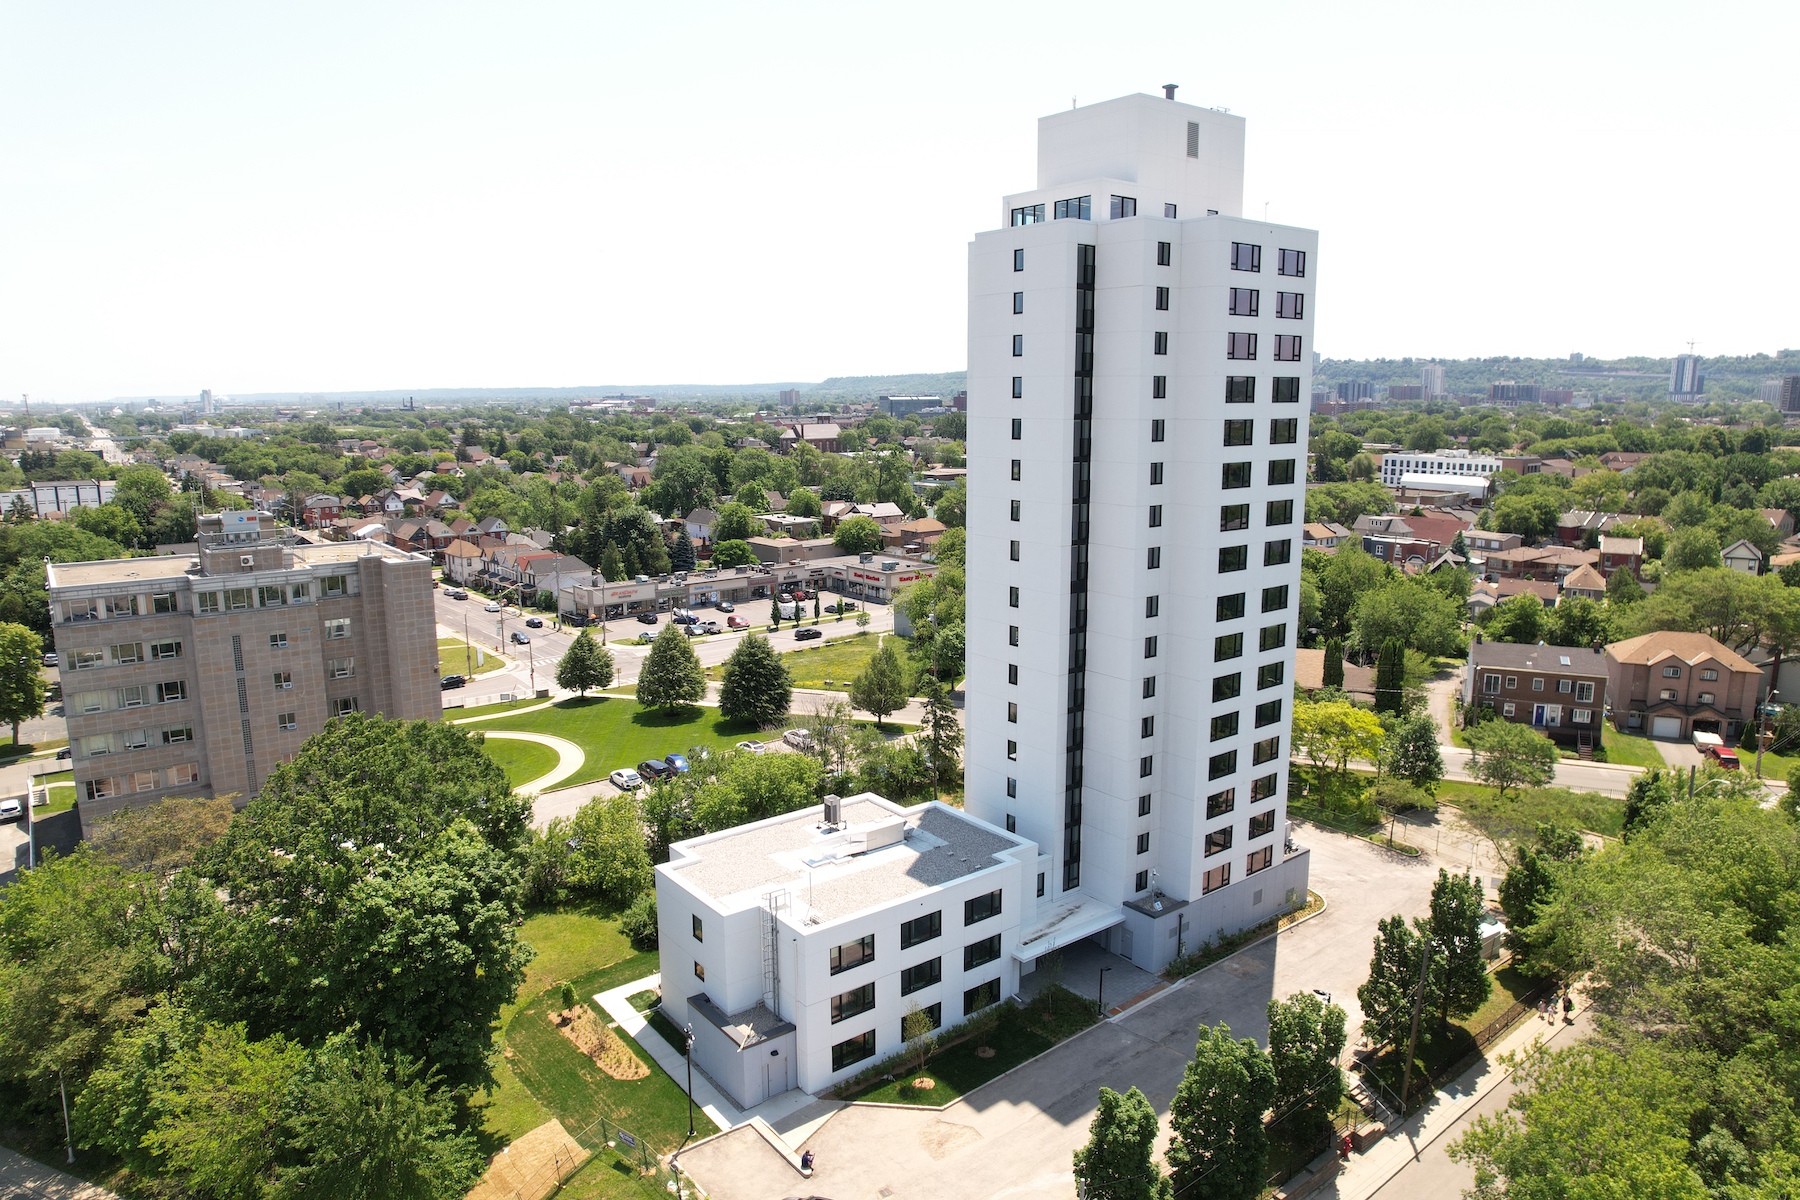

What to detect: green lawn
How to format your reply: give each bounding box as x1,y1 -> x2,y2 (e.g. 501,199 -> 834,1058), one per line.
467,697 -> 764,788
31,768 -> 76,815
1435,781 -> 1624,840
438,635 -> 508,677
1601,726 -> 1670,770
481,738 -> 562,789
847,987 -> 1095,1106
450,696 -> 547,719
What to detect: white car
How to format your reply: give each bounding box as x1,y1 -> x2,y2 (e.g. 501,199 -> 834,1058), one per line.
782,729 -> 814,750
736,740 -> 767,755
484,602 -> 502,613
608,767 -> 643,791
0,797 -> 21,822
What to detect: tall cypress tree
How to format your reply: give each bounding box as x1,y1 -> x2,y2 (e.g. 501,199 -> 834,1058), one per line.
1376,637 -> 1407,715
1323,638 -> 1345,689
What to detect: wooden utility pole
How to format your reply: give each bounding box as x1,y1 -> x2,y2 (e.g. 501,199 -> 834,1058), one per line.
1399,935 -> 1435,1110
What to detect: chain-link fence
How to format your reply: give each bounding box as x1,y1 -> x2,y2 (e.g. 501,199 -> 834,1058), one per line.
468,1114 -> 706,1200
566,1114 -> 705,1199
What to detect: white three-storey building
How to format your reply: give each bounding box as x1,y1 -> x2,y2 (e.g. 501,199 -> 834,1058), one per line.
966,90 -> 1313,973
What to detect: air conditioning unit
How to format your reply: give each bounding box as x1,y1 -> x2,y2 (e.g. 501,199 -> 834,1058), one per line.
240,555 -> 255,567
822,794 -> 842,827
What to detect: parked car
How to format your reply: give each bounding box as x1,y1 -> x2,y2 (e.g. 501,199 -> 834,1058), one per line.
440,674 -> 466,690
636,632 -> 655,645
727,615 -> 749,629
794,627 -> 823,641
783,729 -> 814,750
636,612 -> 659,625
736,739 -> 767,755
699,621 -> 721,635
54,747 -> 72,760
828,601 -> 857,613
447,589 -> 469,600
608,767 -> 643,790
41,652 -> 57,666
636,759 -> 672,781
672,611 -> 698,625
484,602 -> 502,612
684,624 -> 704,637
0,798 -> 20,822
664,753 -> 690,774
525,617 -> 544,628
715,601 -> 735,613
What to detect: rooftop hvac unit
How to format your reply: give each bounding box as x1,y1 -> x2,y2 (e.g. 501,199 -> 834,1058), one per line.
881,561 -> 899,571
240,555 -> 255,567
822,794 -> 842,826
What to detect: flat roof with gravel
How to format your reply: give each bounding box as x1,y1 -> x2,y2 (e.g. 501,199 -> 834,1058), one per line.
666,793 -> 1023,924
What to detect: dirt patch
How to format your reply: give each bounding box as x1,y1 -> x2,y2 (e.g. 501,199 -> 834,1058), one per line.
919,1117 -> 982,1160
553,1006 -> 650,1080
467,1118 -> 590,1200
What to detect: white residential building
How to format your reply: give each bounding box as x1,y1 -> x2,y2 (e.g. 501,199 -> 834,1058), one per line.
1421,362 -> 1447,399
964,91 -> 1313,978
1377,448 -> 1501,489
655,795 -> 1035,1104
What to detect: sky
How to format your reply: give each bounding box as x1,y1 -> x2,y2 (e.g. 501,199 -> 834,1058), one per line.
2,0 -> 1796,402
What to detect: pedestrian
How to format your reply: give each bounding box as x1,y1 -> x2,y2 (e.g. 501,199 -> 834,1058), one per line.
1338,1131 -> 1354,1160
1563,994 -> 1575,1024
800,1149 -> 815,1177
1538,999 -> 1551,1023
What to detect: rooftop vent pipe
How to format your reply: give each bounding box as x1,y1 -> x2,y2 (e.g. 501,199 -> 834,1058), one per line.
1163,83 -> 1178,99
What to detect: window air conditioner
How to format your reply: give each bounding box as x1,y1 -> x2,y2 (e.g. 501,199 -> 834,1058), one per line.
240,555 -> 255,567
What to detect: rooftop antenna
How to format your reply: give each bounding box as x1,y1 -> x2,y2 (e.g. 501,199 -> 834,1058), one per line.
1162,83 -> 1178,99
1071,95 -> 1077,109
1264,201 -> 1271,220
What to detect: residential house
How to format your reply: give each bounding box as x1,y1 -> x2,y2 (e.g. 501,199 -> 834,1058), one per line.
1559,564 -> 1607,602
851,502 -> 906,532
1597,451 -> 1653,472
1597,535 -> 1645,578
1762,509 -> 1796,539
300,494 -> 345,528
448,517 -> 476,538
746,536 -> 839,566
1557,510 -> 1624,545
1302,521 -> 1352,550
893,517 -> 947,553
1293,647 -> 1375,705
1723,539 -> 1765,574
1464,639 -> 1608,748
1605,631 -> 1761,741
761,513 -> 823,539
475,516 -> 510,538
389,518 -> 456,561
521,553 -> 591,597
775,423 -> 843,453
441,539 -> 484,585
685,507 -> 719,545
1468,578 -> 1562,617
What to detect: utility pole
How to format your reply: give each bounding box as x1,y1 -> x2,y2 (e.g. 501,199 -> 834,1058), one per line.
1398,934 -> 1435,1112
1755,688 -> 1779,779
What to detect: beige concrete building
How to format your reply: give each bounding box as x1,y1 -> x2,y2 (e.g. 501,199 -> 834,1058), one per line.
47,510 -> 439,831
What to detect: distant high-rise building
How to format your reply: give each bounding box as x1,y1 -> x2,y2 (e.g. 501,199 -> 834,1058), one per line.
200,388 -> 217,415
878,394 -> 943,418
1671,354 -> 1704,398
1569,352 -> 1584,363
1489,382 -> 1542,406
1782,375 -> 1800,413
1421,363 -> 1447,399
967,90 -> 1312,977
1387,385 -> 1424,401
778,388 -> 801,405
1336,381 -> 1373,402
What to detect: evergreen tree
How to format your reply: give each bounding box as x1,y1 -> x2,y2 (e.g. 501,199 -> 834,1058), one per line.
919,676 -> 964,793
849,639 -> 909,730
718,634 -> 792,727
1375,637 -> 1407,715
1497,823 -> 1585,965
1165,1023 -> 1277,1200
1450,530 -> 1469,559
621,544 -> 642,579
669,531 -> 696,572
1266,992 -> 1348,1133
770,594 -> 782,628
1073,1086 -> 1172,1200
1427,868 -> 1491,1029
813,594 -> 821,622
635,624 -> 706,711
554,629 -> 613,697
1322,637 -> 1345,689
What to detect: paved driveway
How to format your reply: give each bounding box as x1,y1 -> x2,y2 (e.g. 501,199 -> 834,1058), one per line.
679,825 -> 1442,1200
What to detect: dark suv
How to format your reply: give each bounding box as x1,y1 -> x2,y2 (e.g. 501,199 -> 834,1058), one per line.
636,758 -> 673,781
440,674 -> 466,690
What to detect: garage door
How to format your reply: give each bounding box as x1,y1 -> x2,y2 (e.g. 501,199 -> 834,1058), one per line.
1651,716 -> 1682,739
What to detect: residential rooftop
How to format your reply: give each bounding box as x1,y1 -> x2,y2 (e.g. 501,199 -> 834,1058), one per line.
1469,640 -> 1609,676
46,538 -> 425,590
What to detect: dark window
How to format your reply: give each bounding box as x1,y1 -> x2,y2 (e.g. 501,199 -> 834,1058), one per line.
1013,291 -> 1024,314
1266,500 -> 1293,526
1157,240 -> 1172,265
1140,755 -> 1154,778
1007,702 -> 1017,723
1037,873 -> 1045,897
1209,750 -> 1238,780
1156,286 -> 1170,311
1250,810 -> 1277,839
1279,248 -> 1306,277
1054,195 -> 1092,220
1207,788 -> 1236,818
1224,419 -> 1254,446
1268,459 -> 1296,486
1272,377 -> 1301,403
964,979 -> 1001,1016
1229,288 -> 1260,317
1011,418 -> 1022,440
1143,675 -> 1157,699
1216,632 -> 1244,661
1006,776 -> 1016,797
1010,541 -> 1020,562
1154,331 -> 1169,355
1142,715 -> 1155,739
1148,505 -> 1163,528
1153,375 -> 1167,399
1139,794 -> 1153,816
1150,419 -> 1165,443
964,934 -> 1002,970
1144,636 -> 1159,659
1205,827 -> 1234,856
1012,334 -> 1023,357
1256,699 -> 1283,728
1274,334 -> 1302,362
1270,418 -> 1298,444
1276,291 -> 1304,319
1211,711 -> 1239,741
1231,242 -> 1262,272
1009,625 -> 1019,646
1251,774 -> 1278,801
1010,205 -> 1045,227
831,982 -> 876,1023
964,889 -> 1003,925
902,1002 -> 943,1042
901,910 -> 942,949
1225,376 -> 1255,403
1213,673 -> 1241,702
1145,595 -> 1160,617
1007,739 -> 1016,759
1010,499 -> 1021,522
1013,248 -> 1024,271
1253,736 -> 1280,764
1259,622 -> 1288,651
692,915 -> 703,942
1008,586 -> 1019,608
1222,462 -> 1252,489
1219,546 -> 1248,572
1012,376 -> 1023,398
1011,459 -> 1021,481
1227,332 -> 1257,360
1257,662 -> 1285,690
1262,584 -> 1290,612
830,935 -> 875,975
1147,546 -> 1162,569
1150,461 -> 1164,484
1264,539 -> 1292,567
1109,195 -> 1137,219
1221,504 -> 1250,532
1136,831 -> 1151,854
833,1029 -> 877,1070
1136,869 -> 1150,892
1217,593 -> 1246,621
1163,202 -> 1177,218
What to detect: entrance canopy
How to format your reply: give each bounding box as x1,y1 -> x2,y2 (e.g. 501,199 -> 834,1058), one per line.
1012,891 -> 1123,963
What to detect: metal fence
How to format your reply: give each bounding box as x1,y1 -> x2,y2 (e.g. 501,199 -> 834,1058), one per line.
565,1113 -> 704,1199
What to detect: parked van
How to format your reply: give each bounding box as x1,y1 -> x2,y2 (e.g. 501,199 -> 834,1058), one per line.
1692,730 -> 1741,769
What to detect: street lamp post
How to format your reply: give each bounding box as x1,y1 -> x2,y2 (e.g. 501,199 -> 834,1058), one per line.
1097,966 -> 1112,1019
682,1025 -> 697,1136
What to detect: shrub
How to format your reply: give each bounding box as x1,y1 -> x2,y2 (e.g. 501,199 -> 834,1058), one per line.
1371,777 -> 1436,814
620,892 -> 658,950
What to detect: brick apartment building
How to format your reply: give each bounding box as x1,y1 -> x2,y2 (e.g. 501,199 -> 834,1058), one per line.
47,511 -> 440,832
1605,631 -> 1761,741
1463,638 -> 1608,748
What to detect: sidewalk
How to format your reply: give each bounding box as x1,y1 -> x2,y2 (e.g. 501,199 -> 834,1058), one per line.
1322,996 -> 1588,1200
0,1146 -> 124,1200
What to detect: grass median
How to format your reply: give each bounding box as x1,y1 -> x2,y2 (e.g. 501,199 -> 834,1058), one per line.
464,697 -> 763,788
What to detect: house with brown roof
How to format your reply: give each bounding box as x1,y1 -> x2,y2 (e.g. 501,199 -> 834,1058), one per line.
1464,639 -> 1608,748
775,423 -> 843,453
1559,563 -> 1608,602
441,539 -> 484,584
1762,509 -> 1796,538
1293,647 -> 1376,704
1605,631 -> 1761,741
890,517 -> 946,553
1597,451 -> 1653,472
1557,510 -> 1624,545
1302,521 -> 1352,549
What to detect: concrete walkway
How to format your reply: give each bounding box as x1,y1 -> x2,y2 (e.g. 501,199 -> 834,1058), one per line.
476,730 -> 585,793
0,1146 -> 124,1200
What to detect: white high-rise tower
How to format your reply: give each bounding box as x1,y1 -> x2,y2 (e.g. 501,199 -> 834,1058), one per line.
965,91 -> 1314,973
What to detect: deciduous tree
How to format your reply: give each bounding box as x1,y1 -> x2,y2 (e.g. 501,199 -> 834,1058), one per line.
833,515 -> 885,555
1266,992 -> 1347,1133
1383,713 -> 1445,790
566,791 -> 654,905
0,622 -> 48,744
1072,1085 -> 1171,1200
1165,1024 -> 1276,1200
1292,697 -> 1385,774
849,639 -> 908,729
1466,720 -> 1558,800
1427,869 -> 1492,1028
